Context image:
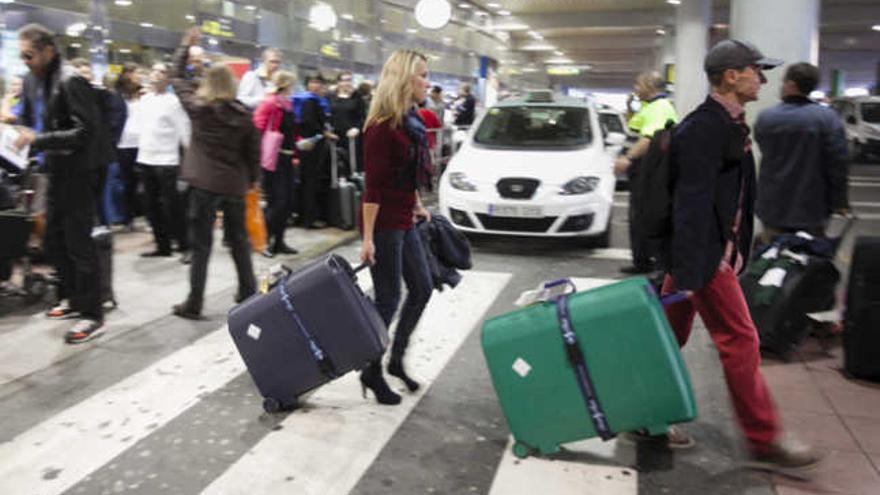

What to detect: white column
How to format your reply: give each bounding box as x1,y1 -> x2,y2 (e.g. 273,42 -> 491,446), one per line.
657,28 -> 675,75
730,0 -> 820,127
673,0 -> 711,118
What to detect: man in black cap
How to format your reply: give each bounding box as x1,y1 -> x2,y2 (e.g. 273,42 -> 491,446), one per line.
656,39 -> 822,474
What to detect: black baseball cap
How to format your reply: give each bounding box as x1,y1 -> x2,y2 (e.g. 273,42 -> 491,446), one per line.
704,39 -> 783,75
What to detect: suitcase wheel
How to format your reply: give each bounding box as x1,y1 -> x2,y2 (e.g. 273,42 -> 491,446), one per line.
512,441 -> 536,459
263,396 -> 298,413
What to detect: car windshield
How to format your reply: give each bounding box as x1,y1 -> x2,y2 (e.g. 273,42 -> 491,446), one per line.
474,106 -> 592,148
861,103 -> 880,123
599,112 -> 625,136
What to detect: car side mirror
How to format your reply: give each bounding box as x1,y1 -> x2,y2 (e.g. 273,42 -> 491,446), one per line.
846,115 -> 857,125
604,132 -> 626,147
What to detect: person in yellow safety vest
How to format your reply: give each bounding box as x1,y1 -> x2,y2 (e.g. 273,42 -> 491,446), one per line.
615,71 -> 679,275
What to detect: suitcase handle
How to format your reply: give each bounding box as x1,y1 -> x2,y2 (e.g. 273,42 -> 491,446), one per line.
660,291 -> 690,306
353,262 -> 369,274
542,278 -> 577,293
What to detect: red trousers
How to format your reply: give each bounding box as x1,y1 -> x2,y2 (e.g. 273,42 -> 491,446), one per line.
661,265 -> 780,452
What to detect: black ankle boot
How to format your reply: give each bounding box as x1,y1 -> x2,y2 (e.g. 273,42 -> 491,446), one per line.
360,365 -> 402,405
387,357 -> 420,392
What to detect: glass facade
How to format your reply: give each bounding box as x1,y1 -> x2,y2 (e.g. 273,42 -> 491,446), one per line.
0,0 -> 513,93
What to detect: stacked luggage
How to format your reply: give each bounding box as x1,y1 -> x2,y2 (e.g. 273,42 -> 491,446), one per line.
740,218 -> 853,359
481,277 -> 696,458
228,254 -> 387,412
327,140 -> 362,231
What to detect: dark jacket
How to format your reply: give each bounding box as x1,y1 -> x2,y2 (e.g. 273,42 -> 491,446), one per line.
670,96 -> 756,291
454,94 -> 476,126
415,214 -> 472,291
754,95 -> 849,230
20,55 -> 102,179
329,93 -> 366,135
170,46 -> 260,197
95,87 -> 128,166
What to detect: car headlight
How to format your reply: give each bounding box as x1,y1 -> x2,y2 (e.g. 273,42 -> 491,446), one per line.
449,172 -> 478,191
559,176 -> 600,195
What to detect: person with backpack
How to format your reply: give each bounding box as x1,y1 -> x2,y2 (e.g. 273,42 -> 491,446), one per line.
614,71 -> 678,275
294,73 -> 337,229
14,24 -> 105,343
253,70 -> 299,257
655,39 -> 822,474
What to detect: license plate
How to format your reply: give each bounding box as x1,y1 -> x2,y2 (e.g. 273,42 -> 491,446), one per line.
488,204 -> 544,218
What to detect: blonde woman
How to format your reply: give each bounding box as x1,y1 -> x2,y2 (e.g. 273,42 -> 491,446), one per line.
253,70 -> 299,257
170,27 -> 260,320
359,50 -> 434,405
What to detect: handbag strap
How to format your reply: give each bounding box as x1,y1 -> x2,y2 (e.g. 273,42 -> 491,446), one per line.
277,280 -> 337,379
554,294 -> 614,440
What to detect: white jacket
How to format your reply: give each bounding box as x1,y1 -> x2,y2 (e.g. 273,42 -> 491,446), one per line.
136,90 -> 191,166
237,69 -> 269,109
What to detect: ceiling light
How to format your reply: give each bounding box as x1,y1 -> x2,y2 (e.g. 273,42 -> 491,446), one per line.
185,14 -> 196,21
114,0 -> 132,5
492,23 -> 529,31
521,44 -> 556,51
407,28 -> 418,34
873,25 -> 880,32
119,48 -> 132,53
554,50 -> 564,56
309,2 -> 338,32
341,13 -> 354,20
486,2 -> 501,8
208,38 -> 219,46
414,0 -> 452,29
545,57 -> 574,64
656,28 -> 666,35
497,10 -> 511,16
139,22 -> 153,28
458,3 -> 471,8
442,36 -> 453,43
104,39 -> 113,44
375,35 -> 382,40
244,4 -> 257,11
70,43 -> 82,48
65,22 -> 87,37
667,0 -> 681,5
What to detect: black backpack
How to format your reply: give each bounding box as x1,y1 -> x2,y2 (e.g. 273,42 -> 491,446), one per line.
630,120 -> 677,268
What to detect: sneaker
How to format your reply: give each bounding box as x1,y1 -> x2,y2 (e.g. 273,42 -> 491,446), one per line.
618,425 -> 695,450
46,301 -> 79,320
745,442 -> 824,478
64,319 -> 104,344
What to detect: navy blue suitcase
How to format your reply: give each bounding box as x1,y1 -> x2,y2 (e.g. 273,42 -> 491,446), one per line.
228,254 -> 387,412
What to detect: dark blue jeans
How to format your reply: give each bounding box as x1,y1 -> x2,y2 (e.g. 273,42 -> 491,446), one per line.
370,227 -> 433,359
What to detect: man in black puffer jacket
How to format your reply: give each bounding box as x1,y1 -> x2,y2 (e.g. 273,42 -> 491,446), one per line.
15,23 -> 104,343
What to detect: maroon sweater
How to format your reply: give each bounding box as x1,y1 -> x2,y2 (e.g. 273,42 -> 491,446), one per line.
363,120 -> 417,231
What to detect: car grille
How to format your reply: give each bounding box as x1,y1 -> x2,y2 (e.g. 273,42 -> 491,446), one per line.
496,178 -> 540,200
476,214 -> 557,233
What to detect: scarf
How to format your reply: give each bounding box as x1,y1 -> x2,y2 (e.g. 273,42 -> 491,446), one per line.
402,107 -> 434,192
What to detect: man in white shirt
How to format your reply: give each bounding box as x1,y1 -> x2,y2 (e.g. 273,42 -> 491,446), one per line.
136,62 -> 191,257
237,47 -> 282,109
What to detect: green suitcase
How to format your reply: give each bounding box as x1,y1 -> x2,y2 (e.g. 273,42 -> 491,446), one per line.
481,277 -> 696,458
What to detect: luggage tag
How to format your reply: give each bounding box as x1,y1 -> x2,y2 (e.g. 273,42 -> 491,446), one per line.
514,278 -> 577,307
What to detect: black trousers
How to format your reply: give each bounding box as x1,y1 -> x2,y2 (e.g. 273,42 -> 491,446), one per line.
117,148 -> 140,223
628,164 -> 661,268
185,187 -> 256,312
45,173 -> 103,320
262,156 -> 298,245
299,144 -> 330,227
139,164 -> 188,252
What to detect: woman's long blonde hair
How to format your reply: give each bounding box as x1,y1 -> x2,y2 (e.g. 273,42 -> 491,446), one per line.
365,49 -> 427,129
196,65 -> 237,104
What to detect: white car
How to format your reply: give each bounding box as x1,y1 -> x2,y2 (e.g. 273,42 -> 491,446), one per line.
439,91 -> 623,247
831,96 -> 880,162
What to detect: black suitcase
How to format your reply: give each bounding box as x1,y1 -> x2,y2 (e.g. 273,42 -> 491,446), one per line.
741,253 -> 839,359
228,254 -> 387,412
327,143 -> 360,230
844,236 -> 880,381
92,226 -> 117,309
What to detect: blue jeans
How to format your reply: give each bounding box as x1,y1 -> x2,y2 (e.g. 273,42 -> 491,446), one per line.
370,227 -> 433,359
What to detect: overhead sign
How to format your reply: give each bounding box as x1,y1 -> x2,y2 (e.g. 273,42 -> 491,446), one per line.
201,18 -> 235,38
547,66 -> 581,76
320,43 -> 341,58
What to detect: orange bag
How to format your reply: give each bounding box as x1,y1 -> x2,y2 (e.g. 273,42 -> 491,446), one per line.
245,187 -> 267,252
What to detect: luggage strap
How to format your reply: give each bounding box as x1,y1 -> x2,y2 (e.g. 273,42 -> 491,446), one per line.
277,281 -> 338,379
554,294 -> 614,441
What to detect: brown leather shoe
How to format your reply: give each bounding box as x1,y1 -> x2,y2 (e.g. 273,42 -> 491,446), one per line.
618,425 -> 695,450
745,441 -> 824,478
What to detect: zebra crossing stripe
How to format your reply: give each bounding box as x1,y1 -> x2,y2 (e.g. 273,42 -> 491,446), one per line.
200,271 -> 512,495
587,248 -> 632,261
